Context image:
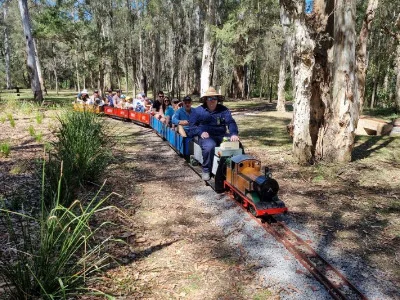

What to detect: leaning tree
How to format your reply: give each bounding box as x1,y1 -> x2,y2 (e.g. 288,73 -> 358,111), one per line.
282,0 -> 359,164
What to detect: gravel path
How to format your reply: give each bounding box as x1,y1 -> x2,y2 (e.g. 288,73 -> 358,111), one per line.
105,118 -> 400,299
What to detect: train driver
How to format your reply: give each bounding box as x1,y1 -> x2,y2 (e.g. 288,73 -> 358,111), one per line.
188,87 -> 239,181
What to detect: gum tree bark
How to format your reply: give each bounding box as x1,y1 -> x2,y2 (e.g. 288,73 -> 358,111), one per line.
3,1 -> 12,89
277,3 -> 291,112
356,0 -> 379,112
200,0 -> 216,95
316,0 -> 358,162
395,14 -> 400,112
283,0 -> 358,163
18,0 -> 43,102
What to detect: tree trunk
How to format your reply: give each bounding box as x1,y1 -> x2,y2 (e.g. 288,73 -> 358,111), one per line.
33,39 -> 46,95
152,32 -> 161,96
3,2 -> 12,89
356,0 -> 378,113
277,3 -> 291,112
75,49 -> 80,92
200,0 -> 216,95
286,0 -> 316,163
139,31 -> 147,94
370,76 -> 377,109
232,65 -> 245,99
18,0 -> 43,102
277,42 -> 287,111
316,0 -> 358,162
395,15 -> 400,112
395,41 -> 400,112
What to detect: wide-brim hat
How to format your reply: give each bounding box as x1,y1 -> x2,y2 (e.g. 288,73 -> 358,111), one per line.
81,89 -> 88,94
200,87 -> 222,101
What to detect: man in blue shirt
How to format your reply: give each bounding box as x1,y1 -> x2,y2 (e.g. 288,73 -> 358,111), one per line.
172,96 -> 193,136
189,87 -> 239,181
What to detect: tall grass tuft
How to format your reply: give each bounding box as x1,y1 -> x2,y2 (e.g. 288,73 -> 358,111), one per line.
7,113 -> 15,128
36,112 -> 44,124
45,110 -> 111,207
0,142 -> 11,157
0,161 -> 117,299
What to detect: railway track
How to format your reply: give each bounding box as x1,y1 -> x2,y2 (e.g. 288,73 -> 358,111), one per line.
188,164 -> 368,300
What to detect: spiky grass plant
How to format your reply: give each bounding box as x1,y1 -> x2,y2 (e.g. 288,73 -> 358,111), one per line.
45,110 -> 111,206
7,113 -> 15,128
0,142 -> 11,157
0,161 -> 117,299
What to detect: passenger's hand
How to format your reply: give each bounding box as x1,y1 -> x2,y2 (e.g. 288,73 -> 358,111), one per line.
230,135 -> 239,142
201,132 -> 209,139
180,120 -> 189,126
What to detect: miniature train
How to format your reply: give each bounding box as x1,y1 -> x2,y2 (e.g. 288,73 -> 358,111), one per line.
73,103 -> 288,217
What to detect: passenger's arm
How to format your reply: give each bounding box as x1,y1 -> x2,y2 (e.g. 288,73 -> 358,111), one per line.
188,110 -> 203,137
171,110 -> 180,125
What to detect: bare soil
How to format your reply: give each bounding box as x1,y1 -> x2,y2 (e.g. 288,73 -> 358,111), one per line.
0,103 -> 399,299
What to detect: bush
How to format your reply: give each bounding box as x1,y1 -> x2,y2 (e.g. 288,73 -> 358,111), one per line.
0,176 -> 116,299
45,110 -> 111,207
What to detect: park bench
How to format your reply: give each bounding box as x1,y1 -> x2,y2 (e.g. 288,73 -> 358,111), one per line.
355,116 -> 393,136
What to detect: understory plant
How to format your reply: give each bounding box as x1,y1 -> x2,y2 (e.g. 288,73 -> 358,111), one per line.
0,161 -> 117,299
45,110 -> 111,206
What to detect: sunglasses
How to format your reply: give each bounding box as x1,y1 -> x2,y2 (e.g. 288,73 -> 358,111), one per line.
207,97 -> 218,101
164,100 -> 170,102
159,95 -> 164,98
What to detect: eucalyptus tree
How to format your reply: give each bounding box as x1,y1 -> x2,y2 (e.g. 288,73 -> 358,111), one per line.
18,0 -> 43,101
214,0 -> 281,99
200,0 -> 216,96
2,0 -> 11,89
282,0 -> 358,163
364,0 -> 398,110
356,0 -> 379,112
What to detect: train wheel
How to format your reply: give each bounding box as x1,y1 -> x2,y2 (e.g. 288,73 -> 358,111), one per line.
248,205 -> 257,217
189,155 -> 198,166
246,193 -> 257,217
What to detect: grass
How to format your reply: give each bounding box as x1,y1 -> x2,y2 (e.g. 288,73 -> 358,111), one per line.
0,142 -> 11,157
45,110 -> 111,206
7,113 -> 15,128
0,174 -> 117,299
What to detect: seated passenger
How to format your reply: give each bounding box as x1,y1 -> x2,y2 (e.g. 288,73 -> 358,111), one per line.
172,96 -> 193,137
152,91 -> 164,119
125,96 -> 134,109
189,87 -> 239,181
161,97 -> 174,126
144,98 -> 153,112
113,90 -> 122,108
88,90 -> 104,106
172,98 -> 181,111
105,89 -> 114,106
76,89 -> 89,103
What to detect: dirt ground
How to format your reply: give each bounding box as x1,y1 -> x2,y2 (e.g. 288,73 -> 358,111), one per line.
0,103 -> 399,299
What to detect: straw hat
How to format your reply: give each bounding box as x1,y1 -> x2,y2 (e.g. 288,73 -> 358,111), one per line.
81,89 -> 88,94
200,87 -> 222,102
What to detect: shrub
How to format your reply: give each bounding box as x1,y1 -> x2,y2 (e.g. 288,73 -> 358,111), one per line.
0,173 -> 116,299
45,111 -> 111,206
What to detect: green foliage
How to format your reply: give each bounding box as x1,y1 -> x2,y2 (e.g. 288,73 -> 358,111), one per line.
45,111 -> 111,206
28,125 -> 36,137
0,142 -> 11,157
0,179 -> 115,299
7,114 -> 15,128
36,112 -> 44,124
